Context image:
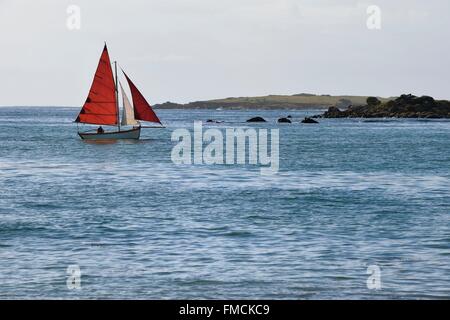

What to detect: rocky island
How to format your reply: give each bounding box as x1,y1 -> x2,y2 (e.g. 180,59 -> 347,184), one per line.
318,94 -> 450,119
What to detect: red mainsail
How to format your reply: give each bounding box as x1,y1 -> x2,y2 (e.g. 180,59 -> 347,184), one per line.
75,45 -> 118,125
123,72 -> 161,124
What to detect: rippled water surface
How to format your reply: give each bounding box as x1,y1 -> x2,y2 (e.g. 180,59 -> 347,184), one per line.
0,107 -> 449,299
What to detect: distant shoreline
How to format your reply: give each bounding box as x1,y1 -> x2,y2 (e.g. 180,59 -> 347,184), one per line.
0,106 -> 328,111
153,93 -> 392,110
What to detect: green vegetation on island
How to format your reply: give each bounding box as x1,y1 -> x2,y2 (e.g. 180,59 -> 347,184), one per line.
154,93 -> 392,110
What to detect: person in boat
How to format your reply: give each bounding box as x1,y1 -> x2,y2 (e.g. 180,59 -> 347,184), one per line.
97,126 -> 104,134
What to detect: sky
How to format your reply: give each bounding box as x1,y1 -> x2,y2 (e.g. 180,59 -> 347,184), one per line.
0,0 -> 449,106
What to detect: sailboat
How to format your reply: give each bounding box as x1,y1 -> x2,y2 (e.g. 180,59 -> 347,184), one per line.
75,44 -> 163,140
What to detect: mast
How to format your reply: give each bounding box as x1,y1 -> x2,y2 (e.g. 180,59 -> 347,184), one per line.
114,61 -> 120,132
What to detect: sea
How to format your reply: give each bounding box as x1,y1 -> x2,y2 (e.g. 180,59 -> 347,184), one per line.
0,107 -> 449,299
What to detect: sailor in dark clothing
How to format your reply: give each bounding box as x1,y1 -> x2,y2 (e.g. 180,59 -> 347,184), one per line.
97,126 -> 104,134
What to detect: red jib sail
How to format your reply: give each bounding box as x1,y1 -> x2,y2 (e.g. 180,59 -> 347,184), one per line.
123,72 -> 162,124
75,45 -> 118,125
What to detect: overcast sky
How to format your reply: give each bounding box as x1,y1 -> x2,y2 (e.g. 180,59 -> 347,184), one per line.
0,0 -> 449,106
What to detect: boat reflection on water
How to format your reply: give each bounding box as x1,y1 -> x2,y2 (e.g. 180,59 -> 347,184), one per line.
80,138 -> 157,145
81,139 -> 119,145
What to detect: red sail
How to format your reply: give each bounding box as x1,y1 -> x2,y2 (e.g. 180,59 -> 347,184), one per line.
75,45 -> 118,125
123,72 -> 162,124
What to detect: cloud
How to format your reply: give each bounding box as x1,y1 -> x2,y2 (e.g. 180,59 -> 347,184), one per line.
130,54 -> 192,63
0,0 -> 449,105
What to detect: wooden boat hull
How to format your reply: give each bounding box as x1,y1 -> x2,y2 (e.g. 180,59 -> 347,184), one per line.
78,127 -> 141,140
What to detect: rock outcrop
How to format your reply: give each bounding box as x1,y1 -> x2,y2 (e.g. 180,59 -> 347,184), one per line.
246,117 -> 267,123
278,117 -> 292,123
301,117 -> 319,124
319,95 -> 450,118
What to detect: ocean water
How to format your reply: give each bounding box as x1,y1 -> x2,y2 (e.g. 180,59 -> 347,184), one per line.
0,107 -> 449,299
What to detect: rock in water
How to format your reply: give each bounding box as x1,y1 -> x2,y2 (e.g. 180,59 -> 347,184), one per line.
278,117 -> 292,123
301,117 -> 319,124
246,117 -> 267,123
323,106 -> 343,118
